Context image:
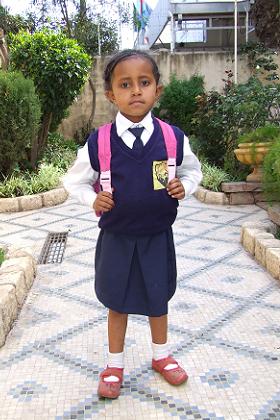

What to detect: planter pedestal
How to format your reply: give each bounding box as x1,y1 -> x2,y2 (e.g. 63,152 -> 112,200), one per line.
246,166 -> 263,183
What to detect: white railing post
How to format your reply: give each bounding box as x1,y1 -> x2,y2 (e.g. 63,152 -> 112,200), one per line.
234,0 -> 238,84
169,11 -> 175,53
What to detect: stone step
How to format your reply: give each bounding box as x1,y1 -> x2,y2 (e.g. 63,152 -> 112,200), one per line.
221,181 -> 262,192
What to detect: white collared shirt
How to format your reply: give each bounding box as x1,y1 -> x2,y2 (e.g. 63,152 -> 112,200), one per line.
63,111 -> 202,208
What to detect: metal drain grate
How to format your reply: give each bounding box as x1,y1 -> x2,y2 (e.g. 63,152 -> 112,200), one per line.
38,232 -> 68,264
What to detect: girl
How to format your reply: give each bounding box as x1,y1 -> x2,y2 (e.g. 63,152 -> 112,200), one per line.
63,49 -> 202,399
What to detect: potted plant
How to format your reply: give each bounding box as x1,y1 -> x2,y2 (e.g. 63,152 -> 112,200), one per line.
234,124 -> 280,182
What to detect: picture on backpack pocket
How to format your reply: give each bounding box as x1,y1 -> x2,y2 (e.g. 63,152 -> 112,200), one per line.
153,160 -> 168,190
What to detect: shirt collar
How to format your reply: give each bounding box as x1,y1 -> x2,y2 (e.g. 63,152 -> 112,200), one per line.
116,111 -> 154,137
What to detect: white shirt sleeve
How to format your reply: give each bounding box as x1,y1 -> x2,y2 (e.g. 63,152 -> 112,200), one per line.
62,143 -> 98,208
177,135 -> 203,197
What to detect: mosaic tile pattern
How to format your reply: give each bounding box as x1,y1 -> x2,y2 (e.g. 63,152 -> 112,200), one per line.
8,380 -> 48,402
200,368 -> 239,389
221,275 -> 244,284
0,197 -> 280,420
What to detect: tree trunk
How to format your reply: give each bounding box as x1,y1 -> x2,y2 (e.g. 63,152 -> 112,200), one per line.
79,0 -> 87,20
88,76 -> 96,128
30,112 -> 53,169
0,29 -> 9,70
59,0 -> 72,38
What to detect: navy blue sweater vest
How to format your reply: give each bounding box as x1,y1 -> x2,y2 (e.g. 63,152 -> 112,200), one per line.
87,118 -> 184,235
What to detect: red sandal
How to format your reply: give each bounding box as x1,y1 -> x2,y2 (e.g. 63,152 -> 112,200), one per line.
97,366 -> 124,399
152,356 -> 188,385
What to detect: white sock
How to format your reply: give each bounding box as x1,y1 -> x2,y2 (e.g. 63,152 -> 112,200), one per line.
152,342 -> 178,371
104,351 -> 124,383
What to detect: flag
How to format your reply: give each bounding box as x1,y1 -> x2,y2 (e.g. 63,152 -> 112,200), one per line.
133,0 -> 152,31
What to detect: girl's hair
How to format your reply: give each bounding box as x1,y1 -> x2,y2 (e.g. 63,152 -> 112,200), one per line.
103,49 -> 160,90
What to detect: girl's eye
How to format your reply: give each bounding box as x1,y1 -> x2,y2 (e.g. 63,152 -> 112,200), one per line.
141,80 -> 150,86
121,82 -> 129,88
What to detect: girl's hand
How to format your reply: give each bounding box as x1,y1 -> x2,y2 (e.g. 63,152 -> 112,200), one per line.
93,191 -> 115,213
166,178 -> 185,200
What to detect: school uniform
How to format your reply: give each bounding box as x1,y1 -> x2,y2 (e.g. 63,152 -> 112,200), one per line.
63,112 -> 202,317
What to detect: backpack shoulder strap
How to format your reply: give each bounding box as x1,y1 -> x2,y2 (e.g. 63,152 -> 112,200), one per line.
97,123 -> 112,193
155,118 -> 177,182
96,119 -> 177,196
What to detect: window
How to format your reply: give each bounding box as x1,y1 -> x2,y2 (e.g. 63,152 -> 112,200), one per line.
176,19 -> 207,43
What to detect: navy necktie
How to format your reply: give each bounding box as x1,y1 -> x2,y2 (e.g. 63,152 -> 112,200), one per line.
128,127 -> 144,157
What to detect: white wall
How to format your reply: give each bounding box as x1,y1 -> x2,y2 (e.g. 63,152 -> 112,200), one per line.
59,49 -> 252,138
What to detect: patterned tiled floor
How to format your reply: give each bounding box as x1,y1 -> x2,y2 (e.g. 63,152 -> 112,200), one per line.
0,196 -> 280,420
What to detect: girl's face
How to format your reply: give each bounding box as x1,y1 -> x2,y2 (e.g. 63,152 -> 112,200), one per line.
105,56 -> 162,123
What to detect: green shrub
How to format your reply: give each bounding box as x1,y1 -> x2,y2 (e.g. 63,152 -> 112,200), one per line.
73,123 -> 92,147
191,90 -> 226,168
240,42 -> 279,82
153,74 -> 204,134
237,124 -> 280,144
28,164 -> 64,193
41,132 -> 78,170
0,164 -> 64,198
0,71 -> 41,179
201,161 -> 233,192
192,77 -> 280,176
0,174 -> 29,197
262,137 -> 280,202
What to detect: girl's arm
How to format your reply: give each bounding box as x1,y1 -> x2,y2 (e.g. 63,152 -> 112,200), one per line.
63,143 -> 98,208
176,135 -> 202,197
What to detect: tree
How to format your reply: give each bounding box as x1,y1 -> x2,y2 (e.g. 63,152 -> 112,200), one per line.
32,0 -> 72,36
0,6 -> 30,36
250,0 -> 280,48
29,0 -> 50,29
30,0 -> 120,54
73,15 -> 118,56
9,30 -> 91,168
0,5 -> 31,54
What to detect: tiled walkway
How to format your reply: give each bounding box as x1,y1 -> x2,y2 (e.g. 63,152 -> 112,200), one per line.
0,197 -> 280,420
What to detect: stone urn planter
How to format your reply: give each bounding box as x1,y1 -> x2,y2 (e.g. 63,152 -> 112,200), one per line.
234,142 -> 272,182
234,125 -> 280,183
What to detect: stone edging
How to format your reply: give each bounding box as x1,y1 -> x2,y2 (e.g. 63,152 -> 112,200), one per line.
194,184 -> 264,206
195,186 -> 229,205
241,221 -> 280,280
194,187 -> 280,280
0,245 -> 37,347
0,187 -> 68,213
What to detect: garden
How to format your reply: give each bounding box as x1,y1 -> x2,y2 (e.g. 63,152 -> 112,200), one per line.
0,4 -> 279,209
0,1 -> 120,199
154,61 -> 280,202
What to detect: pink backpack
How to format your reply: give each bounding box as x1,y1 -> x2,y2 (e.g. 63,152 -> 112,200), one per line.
93,118 -> 177,216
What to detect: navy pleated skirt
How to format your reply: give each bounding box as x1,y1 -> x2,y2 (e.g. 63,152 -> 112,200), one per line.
94,228 -> 177,317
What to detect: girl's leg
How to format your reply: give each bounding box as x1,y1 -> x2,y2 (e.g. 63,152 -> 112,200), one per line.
149,314 -> 170,361
149,315 -> 188,385
149,314 -> 188,385
98,309 -> 128,398
108,309 -> 128,353
149,314 -> 168,344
